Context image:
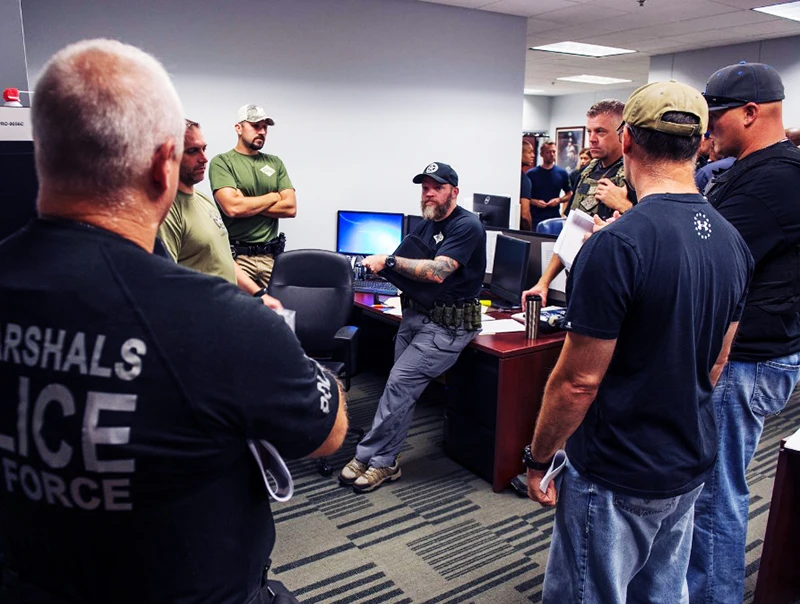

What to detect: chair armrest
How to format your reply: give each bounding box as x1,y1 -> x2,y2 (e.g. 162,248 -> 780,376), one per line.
334,325 -> 359,344
333,326 -> 359,390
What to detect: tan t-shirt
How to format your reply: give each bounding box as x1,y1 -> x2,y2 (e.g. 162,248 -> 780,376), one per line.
158,190 -> 236,284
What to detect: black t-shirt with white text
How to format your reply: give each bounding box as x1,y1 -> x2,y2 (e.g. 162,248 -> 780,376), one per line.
0,219 -> 339,604
564,194 -> 752,498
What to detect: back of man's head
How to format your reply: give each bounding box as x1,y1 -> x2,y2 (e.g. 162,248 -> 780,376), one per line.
586,99 -> 624,120
32,39 -> 184,201
623,81 -> 707,163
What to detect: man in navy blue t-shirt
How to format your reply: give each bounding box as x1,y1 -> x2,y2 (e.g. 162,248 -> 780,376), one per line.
525,141 -> 572,229
525,81 -> 752,603
0,40 -> 348,604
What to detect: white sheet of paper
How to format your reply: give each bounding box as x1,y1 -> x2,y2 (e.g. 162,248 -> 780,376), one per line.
784,424 -> 800,452
539,449 -> 568,492
541,241 -> 567,293
553,209 -> 594,271
383,307 -> 403,317
485,230 -> 500,274
477,318 -> 526,335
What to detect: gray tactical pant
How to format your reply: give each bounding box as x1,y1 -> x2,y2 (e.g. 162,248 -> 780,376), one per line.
356,308 -> 477,468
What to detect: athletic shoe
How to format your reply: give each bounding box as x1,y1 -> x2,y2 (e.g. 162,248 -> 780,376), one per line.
338,458 -> 368,486
352,461 -> 402,493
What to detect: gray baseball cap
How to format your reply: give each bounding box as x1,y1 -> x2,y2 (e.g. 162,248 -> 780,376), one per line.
236,104 -> 275,125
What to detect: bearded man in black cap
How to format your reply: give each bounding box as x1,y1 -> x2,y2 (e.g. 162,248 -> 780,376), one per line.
688,62 -> 800,604
338,162 -> 486,493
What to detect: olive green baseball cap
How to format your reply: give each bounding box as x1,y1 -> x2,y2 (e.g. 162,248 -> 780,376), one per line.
623,80 -> 708,138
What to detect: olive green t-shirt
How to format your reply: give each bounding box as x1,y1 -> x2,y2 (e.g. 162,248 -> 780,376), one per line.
157,190 -> 236,284
208,149 -> 294,244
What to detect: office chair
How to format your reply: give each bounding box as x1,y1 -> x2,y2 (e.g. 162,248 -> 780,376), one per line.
535,217 -> 566,235
267,249 -> 363,475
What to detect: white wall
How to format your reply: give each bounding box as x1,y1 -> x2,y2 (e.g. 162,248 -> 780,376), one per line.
0,0 -> 28,94
20,0 -> 527,246
650,35 -> 800,127
523,95 -> 550,132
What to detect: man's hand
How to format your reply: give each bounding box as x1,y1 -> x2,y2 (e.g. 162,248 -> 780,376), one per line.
527,468 -> 557,507
260,293 -> 284,311
582,211 -> 621,242
546,198 -> 562,207
595,178 -> 632,213
362,254 -> 387,273
520,281 -> 548,308
530,198 -> 549,209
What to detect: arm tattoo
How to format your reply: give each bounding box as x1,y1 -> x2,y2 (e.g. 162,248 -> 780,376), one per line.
394,255 -> 458,283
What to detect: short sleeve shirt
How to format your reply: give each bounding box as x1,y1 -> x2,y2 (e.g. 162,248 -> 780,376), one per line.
520,171 -> 532,200
157,190 -> 236,283
412,205 -> 486,303
526,165 -> 571,224
0,219 -> 338,603
208,150 -> 294,244
563,194 -> 752,498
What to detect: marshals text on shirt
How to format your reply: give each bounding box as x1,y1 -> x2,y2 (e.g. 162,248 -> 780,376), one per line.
0,322 -> 146,512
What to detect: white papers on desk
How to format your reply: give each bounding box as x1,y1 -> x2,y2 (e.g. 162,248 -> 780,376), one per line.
784,425 -> 800,452
477,318 -> 526,335
554,209 -> 594,271
382,307 -> 403,317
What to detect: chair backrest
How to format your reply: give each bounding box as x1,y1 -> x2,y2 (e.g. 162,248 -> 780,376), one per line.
267,249 -> 354,353
535,217 -> 566,235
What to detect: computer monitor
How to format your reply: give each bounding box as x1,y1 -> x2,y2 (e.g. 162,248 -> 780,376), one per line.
404,214 -> 425,237
472,193 -> 510,229
336,210 -> 404,256
490,234 -> 530,309
0,140 -> 38,241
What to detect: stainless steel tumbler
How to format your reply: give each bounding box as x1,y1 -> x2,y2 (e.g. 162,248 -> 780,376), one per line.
525,294 -> 542,340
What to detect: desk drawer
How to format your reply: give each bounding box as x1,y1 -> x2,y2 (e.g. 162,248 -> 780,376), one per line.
446,348 -> 499,428
443,410 -> 495,484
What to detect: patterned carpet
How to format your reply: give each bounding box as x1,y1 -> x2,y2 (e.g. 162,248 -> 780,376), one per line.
270,373 -> 800,603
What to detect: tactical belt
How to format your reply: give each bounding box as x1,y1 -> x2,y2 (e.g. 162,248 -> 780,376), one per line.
231,233 -> 286,259
402,295 -> 482,331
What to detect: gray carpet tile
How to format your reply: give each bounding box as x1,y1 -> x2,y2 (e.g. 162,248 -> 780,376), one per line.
270,373 -> 800,603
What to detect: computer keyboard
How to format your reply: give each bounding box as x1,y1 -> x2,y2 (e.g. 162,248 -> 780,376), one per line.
354,278 -> 399,295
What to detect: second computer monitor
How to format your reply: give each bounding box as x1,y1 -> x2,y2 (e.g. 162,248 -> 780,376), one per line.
336,210 -> 404,256
490,234 -> 530,309
473,193 -> 511,229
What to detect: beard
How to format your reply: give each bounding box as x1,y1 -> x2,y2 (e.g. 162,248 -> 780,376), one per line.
421,194 -> 455,221
247,137 -> 265,151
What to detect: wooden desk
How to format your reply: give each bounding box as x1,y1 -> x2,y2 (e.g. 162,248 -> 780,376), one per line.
754,430 -> 800,604
353,293 -> 565,492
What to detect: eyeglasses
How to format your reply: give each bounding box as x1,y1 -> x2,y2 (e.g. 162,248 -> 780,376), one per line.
616,121 -> 641,145
616,122 -> 625,142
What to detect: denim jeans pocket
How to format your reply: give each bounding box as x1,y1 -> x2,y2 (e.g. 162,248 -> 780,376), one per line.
751,358 -> 800,417
613,494 -> 674,517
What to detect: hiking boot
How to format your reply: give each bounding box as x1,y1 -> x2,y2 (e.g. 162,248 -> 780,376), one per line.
352,461 -> 402,493
338,458 -> 368,486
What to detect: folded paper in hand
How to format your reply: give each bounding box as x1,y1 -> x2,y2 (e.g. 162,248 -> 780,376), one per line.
553,210 -> 594,272
248,439 -> 294,502
539,449 -> 568,492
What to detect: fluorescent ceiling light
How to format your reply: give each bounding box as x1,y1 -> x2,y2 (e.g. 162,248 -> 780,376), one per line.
557,74 -> 632,85
524,88 -> 544,94
530,41 -> 636,57
753,1 -> 800,21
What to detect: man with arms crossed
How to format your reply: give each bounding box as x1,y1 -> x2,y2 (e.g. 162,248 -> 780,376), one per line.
339,162 -> 485,493
521,99 -> 635,305
526,81 -> 752,603
688,62 -> 800,604
209,104 -> 296,287
158,119 -> 283,309
0,39 -> 347,604
525,141 -> 572,229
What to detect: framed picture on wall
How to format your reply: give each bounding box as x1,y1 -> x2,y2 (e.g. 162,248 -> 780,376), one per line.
555,127 -> 586,174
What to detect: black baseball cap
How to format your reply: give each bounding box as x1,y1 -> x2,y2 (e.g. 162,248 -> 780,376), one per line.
412,162 -> 459,187
703,61 -> 784,111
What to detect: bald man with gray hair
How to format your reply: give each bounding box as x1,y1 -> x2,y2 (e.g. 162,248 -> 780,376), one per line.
0,39 -> 346,604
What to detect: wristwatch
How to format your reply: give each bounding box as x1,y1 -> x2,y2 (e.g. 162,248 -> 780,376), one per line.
385,255 -> 397,270
523,445 -> 554,471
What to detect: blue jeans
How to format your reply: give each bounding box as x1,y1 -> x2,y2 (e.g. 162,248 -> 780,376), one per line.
543,460 -> 702,604
688,352 -> 800,604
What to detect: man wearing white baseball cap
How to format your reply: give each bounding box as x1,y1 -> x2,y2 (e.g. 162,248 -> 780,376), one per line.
209,104 -> 296,288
